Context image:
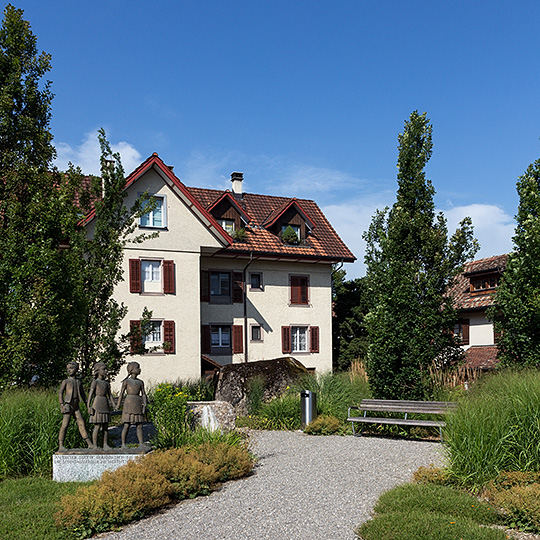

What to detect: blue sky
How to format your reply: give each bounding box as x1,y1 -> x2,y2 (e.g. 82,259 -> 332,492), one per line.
12,0 -> 540,278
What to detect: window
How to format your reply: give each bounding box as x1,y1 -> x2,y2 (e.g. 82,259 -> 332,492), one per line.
454,318 -> 470,345
211,326 -> 230,348
282,224 -> 300,236
282,325 -> 319,354
210,272 -> 231,299
250,272 -> 263,291
290,275 -> 309,305
202,324 -> 243,354
129,259 -> 175,294
201,270 -> 243,303
139,194 -> 166,228
130,319 -> 175,353
470,273 -> 500,293
219,219 -> 235,234
291,326 -> 308,352
251,325 -> 263,342
145,321 -> 162,345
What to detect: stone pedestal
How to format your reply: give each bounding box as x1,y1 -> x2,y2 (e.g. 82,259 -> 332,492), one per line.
188,401 -> 236,431
53,446 -> 151,482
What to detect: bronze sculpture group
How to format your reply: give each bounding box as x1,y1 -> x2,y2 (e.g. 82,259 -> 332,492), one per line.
58,361 -> 147,451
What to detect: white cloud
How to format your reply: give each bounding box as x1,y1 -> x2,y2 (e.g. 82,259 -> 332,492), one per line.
54,131 -> 142,176
322,195 -> 394,279
443,203 -> 515,260
274,165 -> 363,199
323,201 -> 516,280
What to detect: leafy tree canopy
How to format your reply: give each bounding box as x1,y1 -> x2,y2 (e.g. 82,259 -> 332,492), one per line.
488,157 -> 540,366
363,111 -> 478,399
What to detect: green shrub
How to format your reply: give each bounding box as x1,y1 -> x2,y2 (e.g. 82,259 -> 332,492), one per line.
149,383 -> 190,448
356,510 -> 507,540
0,389 -> 84,478
257,393 -> 301,430
303,415 -> 341,435
445,369 -> 540,486
485,471 -> 540,532
57,441 -> 253,538
413,465 -> 451,486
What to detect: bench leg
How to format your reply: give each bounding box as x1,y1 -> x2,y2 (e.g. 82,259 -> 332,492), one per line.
439,426 -> 443,444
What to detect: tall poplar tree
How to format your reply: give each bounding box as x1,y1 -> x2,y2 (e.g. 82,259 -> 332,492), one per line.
0,4 -> 81,386
488,158 -> 540,366
363,111 -> 478,399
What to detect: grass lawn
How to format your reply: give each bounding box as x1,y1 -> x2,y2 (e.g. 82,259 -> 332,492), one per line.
0,476 -> 91,540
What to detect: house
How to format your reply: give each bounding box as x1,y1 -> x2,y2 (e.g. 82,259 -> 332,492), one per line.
88,153 -> 355,390
451,254 -> 507,370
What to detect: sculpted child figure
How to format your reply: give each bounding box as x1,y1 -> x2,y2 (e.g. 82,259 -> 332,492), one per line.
87,362 -> 117,449
58,361 -> 93,450
117,361 -> 147,448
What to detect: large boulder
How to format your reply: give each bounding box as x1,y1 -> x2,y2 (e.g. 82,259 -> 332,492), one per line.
215,357 -> 309,415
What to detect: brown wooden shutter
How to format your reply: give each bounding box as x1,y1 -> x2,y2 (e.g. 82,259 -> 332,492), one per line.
129,259 -> 141,293
201,325 -> 211,354
299,276 -> 308,304
163,260 -> 175,294
232,272 -> 244,303
200,270 -> 209,302
310,326 -> 319,353
461,318 -> 470,345
129,320 -> 142,353
163,320 -> 175,353
232,325 -> 243,353
290,276 -> 308,304
290,276 -> 300,304
282,326 -> 291,354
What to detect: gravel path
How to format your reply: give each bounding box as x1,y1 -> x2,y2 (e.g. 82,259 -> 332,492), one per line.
101,431 -> 444,540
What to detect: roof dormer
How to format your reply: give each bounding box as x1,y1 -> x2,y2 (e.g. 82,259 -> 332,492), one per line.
207,191 -> 250,237
263,199 -> 315,245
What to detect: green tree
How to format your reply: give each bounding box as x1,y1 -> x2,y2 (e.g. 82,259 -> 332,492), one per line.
363,111 -> 478,399
332,268 -> 371,371
488,158 -> 540,366
67,130 -> 157,382
0,4 -> 82,386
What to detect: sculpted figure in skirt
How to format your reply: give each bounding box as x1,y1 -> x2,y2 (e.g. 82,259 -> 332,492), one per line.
117,361 -> 147,448
87,362 -> 117,449
58,361 -> 93,450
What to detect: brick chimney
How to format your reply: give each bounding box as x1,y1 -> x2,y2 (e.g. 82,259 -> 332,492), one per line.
231,172 -> 243,197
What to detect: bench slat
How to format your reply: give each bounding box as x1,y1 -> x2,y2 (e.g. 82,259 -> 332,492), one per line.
347,398 -> 457,442
347,417 -> 446,428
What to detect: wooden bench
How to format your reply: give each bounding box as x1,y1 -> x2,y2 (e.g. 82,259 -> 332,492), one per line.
347,399 -> 457,442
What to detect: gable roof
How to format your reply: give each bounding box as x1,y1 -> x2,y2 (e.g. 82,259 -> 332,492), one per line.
451,254 -> 508,311
207,191 -> 251,223
187,186 -> 355,262
83,153 -> 232,247
82,153 -> 355,263
263,198 -> 316,230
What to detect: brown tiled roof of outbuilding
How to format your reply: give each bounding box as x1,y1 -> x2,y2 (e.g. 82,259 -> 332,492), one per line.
187,187 -> 355,262
451,254 -> 508,311
463,345 -> 499,370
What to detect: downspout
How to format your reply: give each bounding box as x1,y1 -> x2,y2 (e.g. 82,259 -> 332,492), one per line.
243,252 -> 254,363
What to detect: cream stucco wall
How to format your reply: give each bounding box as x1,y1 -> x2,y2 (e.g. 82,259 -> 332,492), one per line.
105,164 -> 336,389
462,311 -> 495,351
201,258 -> 334,373
110,167 -> 225,391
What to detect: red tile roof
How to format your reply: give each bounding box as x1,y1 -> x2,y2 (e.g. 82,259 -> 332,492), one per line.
187,187 -> 356,262
82,153 -> 355,263
463,345 -> 499,370
451,254 -> 508,311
